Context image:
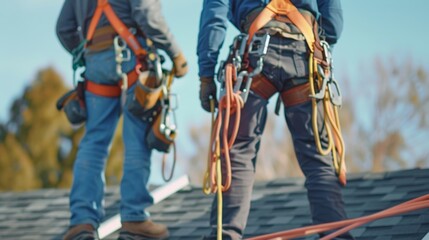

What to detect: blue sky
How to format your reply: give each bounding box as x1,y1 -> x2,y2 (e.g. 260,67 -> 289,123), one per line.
0,1 -> 428,182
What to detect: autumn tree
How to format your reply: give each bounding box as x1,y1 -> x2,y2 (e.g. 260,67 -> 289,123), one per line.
341,57 -> 429,172
0,67 -> 124,191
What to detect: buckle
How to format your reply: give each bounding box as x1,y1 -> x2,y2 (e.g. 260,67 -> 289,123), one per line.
248,33 -> 270,59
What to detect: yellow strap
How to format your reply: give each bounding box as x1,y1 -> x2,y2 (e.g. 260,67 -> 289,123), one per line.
309,53 -> 347,186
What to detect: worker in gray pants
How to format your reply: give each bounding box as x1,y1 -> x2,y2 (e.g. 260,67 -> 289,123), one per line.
197,0 -> 354,239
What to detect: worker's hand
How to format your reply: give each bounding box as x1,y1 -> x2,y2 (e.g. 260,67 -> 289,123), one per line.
172,52 -> 188,78
199,77 -> 218,112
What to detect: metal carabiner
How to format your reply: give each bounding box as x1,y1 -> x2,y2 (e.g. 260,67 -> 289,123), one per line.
328,76 -> 342,106
239,33 -> 270,103
146,52 -> 163,85
233,70 -> 248,93
113,36 -> 132,107
232,33 -> 249,69
216,60 -> 226,83
120,73 -> 128,107
71,40 -> 87,85
319,40 -> 342,106
320,40 -> 332,67
310,65 -> 329,100
248,33 -> 270,59
159,87 -> 177,142
113,36 -> 131,71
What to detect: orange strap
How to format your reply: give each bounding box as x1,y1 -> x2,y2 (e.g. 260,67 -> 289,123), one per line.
84,0 -> 147,97
86,0 -> 147,57
247,0 -> 315,52
85,69 -> 139,98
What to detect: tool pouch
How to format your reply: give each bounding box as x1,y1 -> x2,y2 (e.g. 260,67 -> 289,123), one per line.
146,112 -> 175,153
127,70 -> 163,120
128,68 -> 176,153
56,81 -> 87,126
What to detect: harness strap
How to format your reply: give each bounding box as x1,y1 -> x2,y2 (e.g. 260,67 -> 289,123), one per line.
86,0 -> 147,57
281,82 -> 311,107
250,74 -> 277,100
83,0 -> 150,98
250,73 -> 311,107
85,69 -> 139,97
247,0 -> 315,52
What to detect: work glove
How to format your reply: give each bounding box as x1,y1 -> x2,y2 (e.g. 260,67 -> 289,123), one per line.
199,77 -> 218,112
172,52 -> 188,78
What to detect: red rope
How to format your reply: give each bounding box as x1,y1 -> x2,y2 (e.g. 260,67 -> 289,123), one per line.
247,194 -> 429,240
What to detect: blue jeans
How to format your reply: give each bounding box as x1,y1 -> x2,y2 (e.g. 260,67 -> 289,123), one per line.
69,46 -> 153,228
205,35 -> 353,239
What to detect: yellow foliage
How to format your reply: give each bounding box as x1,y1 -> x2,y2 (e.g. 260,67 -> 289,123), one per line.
0,67 -> 124,191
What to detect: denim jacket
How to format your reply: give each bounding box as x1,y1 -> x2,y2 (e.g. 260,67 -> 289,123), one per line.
197,0 -> 343,77
56,0 -> 180,59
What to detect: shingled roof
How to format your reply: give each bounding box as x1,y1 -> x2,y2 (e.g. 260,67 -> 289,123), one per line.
1,168 -> 429,240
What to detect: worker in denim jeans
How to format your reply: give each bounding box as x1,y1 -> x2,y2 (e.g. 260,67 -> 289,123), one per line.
56,0 -> 188,239
197,0 -> 354,239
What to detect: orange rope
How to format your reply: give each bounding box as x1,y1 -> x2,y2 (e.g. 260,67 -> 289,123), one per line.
247,194 -> 429,240
208,63 -> 244,193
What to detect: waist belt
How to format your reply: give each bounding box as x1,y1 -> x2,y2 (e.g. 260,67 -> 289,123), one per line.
250,73 -> 310,107
85,69 -> 139,97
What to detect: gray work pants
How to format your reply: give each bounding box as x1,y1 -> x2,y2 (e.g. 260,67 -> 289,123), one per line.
205,35 -> 353,240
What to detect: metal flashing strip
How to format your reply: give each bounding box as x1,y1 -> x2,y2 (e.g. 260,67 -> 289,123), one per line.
98,175 -> 190,239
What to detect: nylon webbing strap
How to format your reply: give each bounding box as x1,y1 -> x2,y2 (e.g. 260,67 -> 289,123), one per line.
247,0 -> 315,52
85,0 -> 147,56
85,69 -> 139,97
86,0 -> 105,42
103,4 -> 147,56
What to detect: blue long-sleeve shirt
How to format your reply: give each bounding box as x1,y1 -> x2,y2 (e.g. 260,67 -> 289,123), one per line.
56,0 -> 181,59
197,0 -> 343,77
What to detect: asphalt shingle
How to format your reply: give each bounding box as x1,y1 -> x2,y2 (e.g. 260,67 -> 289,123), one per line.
1,168 -> 429,239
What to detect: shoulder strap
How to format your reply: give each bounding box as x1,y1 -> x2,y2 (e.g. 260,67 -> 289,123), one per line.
247,0 -> 315,52
85,0 -> 147,57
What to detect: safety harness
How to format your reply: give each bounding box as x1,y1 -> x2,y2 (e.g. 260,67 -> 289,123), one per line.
83,0 -> 148,99
59,0 -> 177,181
248,0 -> 347,185
203,0 -> 347,238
